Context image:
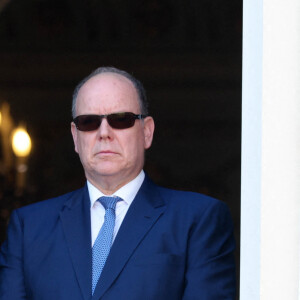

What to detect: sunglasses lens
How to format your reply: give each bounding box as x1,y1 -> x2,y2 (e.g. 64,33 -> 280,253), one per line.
75,115 -> 101,131
74,113 -> 142,131
107,113 -> 136,129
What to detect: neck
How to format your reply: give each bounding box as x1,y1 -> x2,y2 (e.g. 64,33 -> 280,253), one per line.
86,171 -> 141,195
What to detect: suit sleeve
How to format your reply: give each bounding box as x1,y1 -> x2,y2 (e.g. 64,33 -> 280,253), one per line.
182,200 -> 236,300
0,209 -> 27,299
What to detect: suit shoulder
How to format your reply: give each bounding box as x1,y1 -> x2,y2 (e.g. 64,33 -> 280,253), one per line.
148,184 -> 233,231
15,187 -> 86,217
156,185 -> 228,212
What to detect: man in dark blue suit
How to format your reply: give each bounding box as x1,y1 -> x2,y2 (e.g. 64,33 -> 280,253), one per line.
0,67 -> 236,299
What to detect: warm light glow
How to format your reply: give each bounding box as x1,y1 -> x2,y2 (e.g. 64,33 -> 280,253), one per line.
0,111 -> 2,126
12,127 -> 32,157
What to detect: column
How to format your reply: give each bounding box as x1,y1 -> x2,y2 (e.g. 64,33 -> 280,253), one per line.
241,0 -> 300,299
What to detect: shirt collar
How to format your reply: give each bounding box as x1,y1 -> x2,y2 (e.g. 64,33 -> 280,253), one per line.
87,170 -> 145,207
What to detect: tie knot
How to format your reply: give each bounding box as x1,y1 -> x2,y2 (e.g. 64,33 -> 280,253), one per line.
98,196 -> 121,210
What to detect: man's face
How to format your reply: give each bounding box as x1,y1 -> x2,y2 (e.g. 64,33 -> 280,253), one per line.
71,73 -> 154,192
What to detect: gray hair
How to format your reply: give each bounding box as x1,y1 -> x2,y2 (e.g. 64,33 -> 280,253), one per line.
72,67 -> 149,118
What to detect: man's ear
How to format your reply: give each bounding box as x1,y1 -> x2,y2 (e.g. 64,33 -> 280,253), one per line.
71,122 -> 79,153
143,117 -> 155,149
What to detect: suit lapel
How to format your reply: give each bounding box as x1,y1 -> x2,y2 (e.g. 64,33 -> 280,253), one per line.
60,186 -> 92,300
92,177 -> 166,300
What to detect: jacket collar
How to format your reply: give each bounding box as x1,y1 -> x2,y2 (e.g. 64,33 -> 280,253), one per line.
60,185 -> 92,300
92,175 -> 166,299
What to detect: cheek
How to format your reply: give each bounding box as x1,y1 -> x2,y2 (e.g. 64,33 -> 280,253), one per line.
123,134 -> 145,161
76,135 -> 94,159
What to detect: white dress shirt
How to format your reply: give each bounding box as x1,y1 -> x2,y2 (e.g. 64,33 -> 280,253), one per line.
88,170 -> 145,247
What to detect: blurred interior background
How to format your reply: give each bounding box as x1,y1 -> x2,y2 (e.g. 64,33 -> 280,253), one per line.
0,0 -> 242,290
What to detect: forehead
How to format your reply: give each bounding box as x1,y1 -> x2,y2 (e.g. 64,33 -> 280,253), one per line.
76,73 -> 140,114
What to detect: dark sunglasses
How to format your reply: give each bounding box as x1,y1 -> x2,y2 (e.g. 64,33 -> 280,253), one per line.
73,112 -> 147,131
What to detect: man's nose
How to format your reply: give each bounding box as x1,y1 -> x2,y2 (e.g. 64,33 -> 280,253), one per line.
97,117 -> 113,139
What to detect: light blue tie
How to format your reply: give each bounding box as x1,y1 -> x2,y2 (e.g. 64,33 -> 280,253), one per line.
92,196 -> 121,294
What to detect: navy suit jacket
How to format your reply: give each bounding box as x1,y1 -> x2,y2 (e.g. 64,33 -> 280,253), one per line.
0,176 -> 236,299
